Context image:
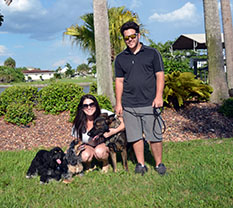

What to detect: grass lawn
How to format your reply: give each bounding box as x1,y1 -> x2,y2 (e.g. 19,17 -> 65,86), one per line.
1,77 -> 96,86
0,138 -> 232,208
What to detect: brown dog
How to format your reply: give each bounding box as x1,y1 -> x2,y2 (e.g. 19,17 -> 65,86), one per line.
88,113 -> 128,172
63,139 -> 84,183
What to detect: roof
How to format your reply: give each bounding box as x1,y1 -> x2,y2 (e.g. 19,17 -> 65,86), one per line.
172,33 -> 224,50
22,69 -> 55,74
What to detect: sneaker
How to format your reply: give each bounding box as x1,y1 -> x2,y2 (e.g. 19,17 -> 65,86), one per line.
155,163 -> 166,175
135,163 -> 148,176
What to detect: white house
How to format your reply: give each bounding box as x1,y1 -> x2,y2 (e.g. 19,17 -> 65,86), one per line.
22,69 -> 55,81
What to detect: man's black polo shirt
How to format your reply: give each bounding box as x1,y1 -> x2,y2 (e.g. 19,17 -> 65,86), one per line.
115,43 -> 164,107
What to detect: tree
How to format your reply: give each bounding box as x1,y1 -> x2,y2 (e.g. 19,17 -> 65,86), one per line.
203,0 -> 229,103
220,0 -> 233,93
1,0 -> 12,26
4,57 -> 16,68
4,0 -> 12,6
87,54 -> 97,74
0,12 -> 3,26
149,39 -> 196,74
56,66 -> 62,73
64,63 -> 75,78
107,6 -> 145,57
0,66 -> 24,83
64,6 -> 147,61
93,0 -> 115,105
77,63 -> 91,75
54,73 -> 62,79
64,13 -> 95,58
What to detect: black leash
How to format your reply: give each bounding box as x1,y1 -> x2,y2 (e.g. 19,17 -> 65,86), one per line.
123,107 -> 166,139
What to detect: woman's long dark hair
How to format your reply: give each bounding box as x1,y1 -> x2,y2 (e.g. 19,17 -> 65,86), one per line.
72,94 -> 101,139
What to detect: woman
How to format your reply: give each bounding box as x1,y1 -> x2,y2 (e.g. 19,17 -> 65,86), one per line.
72,94 -> 125,173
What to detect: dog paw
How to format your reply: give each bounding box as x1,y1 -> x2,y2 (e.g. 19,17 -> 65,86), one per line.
26,174 -> 36,179
85,165 -> 97,173
101,164 -> 109,174
78,171 -> 85,177
63,178 -> 73,184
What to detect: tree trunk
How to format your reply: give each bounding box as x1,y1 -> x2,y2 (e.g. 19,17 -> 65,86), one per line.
203,0 -> 229,103
220,0 -> 233,93
93,0 -> 115,105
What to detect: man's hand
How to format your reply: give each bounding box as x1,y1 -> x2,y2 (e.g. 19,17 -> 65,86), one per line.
152,96 -> 163,108
114,104 -> 123,117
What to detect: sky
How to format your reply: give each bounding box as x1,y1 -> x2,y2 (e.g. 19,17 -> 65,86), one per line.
0,0 -> 232,70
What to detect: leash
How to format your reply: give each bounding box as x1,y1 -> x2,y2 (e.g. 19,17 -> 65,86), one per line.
123,107 -> 166,139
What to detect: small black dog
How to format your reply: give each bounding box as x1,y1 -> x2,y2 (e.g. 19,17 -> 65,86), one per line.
26,147 -> 68,184
88,113 -> 128,172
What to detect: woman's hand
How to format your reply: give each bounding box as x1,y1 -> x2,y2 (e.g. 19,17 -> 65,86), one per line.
78,144 -> 86,151
103,128 -> 117,138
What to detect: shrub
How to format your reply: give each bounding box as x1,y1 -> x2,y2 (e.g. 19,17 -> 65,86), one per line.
38,83 -> 84,114
163,58 -> 192,74
0,86 -> 38,115
68,93 -> 86,122
89,81 -> 116,95
4,57 -> 16,68
219,98 -> 233,118
163,71 -> 213,109
4,103 -> 35,126
95,94 -> 113,112
89,82 -> 97,94
0,66 -> 25,83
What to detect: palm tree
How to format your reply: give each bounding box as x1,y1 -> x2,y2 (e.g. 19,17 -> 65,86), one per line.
220,0 -> 233,93
64,6 -> 147,61
0,12 -> 3,26
64,13 -> 95,58
4,0 -> 12,6
108,6 -> 147,57
93,0 -> 115,105
203,0 -> 229,103
1,0 -> 12,26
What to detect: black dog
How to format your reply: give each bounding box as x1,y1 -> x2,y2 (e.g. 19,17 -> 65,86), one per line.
88,113 -> 128,172
26,147 -> 68,184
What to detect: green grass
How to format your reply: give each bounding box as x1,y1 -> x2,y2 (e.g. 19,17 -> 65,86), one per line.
0,139 -> 232,208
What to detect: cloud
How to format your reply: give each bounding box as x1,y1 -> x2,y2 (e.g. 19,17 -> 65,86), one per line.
0,0 -> 92,41
52,55 -> 86,69
52,59 -> 67,68
1,0 -> 44,13
149,2 -> 198,24
0,45 -> 11,56
130,0 -> 142,9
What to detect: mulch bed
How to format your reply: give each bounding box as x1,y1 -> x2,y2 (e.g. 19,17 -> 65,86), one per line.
0,102 -> 232,151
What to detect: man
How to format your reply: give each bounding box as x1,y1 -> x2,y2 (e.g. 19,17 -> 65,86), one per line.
114,21 -> 166,175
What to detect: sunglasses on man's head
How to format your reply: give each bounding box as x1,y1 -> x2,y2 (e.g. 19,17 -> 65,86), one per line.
124,33 -> 138,41
82,102 -> 95,109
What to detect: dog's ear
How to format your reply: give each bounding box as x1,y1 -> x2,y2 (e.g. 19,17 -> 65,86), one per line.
107,114 -> 116,124
100,113 -> 108,119
51,147 -> 63,154
70,139 -> 79,148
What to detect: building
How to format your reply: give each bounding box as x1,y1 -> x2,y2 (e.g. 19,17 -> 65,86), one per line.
22,69 -> 55,81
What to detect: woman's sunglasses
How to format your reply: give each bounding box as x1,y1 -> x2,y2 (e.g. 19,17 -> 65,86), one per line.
124,33 -> 138,41
82,102 -> 95,109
